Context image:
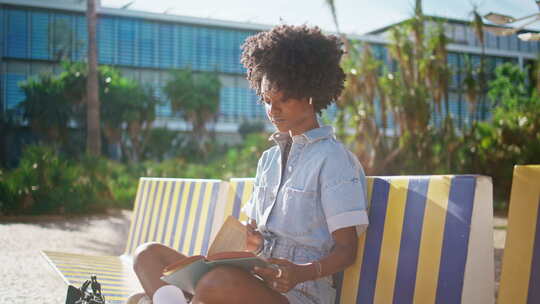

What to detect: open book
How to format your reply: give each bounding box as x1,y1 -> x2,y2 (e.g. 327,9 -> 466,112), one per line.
160,216 -> 268,294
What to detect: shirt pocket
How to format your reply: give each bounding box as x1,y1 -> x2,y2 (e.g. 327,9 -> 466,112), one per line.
281,186 -> 321,237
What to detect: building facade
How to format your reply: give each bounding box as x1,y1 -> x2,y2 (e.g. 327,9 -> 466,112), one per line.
1,0 -> 539,133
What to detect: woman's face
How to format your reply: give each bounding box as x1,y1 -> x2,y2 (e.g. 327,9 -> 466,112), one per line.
261,88 -> 316,135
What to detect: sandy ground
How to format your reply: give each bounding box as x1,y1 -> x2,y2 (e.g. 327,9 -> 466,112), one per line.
0,210 -> 507,304
0,209 -> 131,304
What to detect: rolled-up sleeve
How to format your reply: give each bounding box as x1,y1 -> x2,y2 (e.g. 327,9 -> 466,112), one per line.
320,150 -> 369,235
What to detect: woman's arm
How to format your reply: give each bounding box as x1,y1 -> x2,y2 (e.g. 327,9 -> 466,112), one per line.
254,226 -> 358,293
315,226 -> 358,276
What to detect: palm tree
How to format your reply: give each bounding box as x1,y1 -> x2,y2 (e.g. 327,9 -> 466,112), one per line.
324,0 -> 340,34
86,0 -> 101,155
325,0 -> 457,173
471,7 -> 487,121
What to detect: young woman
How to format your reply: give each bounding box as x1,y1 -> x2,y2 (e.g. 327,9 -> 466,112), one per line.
127,24 -> 369,304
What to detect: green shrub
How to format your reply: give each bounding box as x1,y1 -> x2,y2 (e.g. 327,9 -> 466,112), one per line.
0,169 -> 17,214
458,63 -> 540,210
104,161 -> 138,209
2,146 -> 112,215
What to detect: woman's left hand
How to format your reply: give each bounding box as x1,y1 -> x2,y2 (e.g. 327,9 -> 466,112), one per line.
253,258 -> 304,294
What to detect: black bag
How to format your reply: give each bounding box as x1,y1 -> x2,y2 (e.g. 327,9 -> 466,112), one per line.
65,275 -> 106,304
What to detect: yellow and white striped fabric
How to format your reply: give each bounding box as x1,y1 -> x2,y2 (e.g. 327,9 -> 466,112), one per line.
498,165 -> 540,304
42,178 -> 228,304
225,178 -> 255,223
41,252 -> 140,303
230,176 -> 494,304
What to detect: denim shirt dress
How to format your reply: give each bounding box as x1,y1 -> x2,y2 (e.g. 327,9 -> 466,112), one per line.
242,125 -> 369,304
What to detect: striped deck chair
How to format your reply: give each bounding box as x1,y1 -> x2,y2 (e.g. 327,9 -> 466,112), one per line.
337,175 -> 494,304
224,178 -> 255,222
229,176 -> 494,304
41,178 -> 228,303
498,165 -> 540,304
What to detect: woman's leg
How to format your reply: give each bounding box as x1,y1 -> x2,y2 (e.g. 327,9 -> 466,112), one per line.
132,243 -> 187,297
193,266 -> 289,304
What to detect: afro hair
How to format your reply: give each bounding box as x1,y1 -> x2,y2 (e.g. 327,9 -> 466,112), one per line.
240,24 -> 345,114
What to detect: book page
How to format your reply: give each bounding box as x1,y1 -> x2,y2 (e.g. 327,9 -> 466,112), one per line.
207,216 -> 247,256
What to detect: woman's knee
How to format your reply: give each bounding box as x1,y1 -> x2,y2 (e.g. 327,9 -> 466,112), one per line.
132,242 -> 164,272
195,266 -> 248,294
194,266 -> 285,304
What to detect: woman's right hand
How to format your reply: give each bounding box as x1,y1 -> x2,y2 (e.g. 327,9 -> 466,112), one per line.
246,221 -> 263,253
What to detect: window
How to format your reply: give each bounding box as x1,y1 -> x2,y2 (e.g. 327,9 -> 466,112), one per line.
139,21 -> 156,67
217,86 -> 262,119
196,27 -> 211,71
509,35 -> 518,52
158,23 -> 174,68
30,11 -> 49,60
519,38 -> 530,53
178,25 -> 196,69
465,27 -> 477,47
443,23 -> 454,41
208,28 -> 220,72
215,29 -> 234,73
6,9 -> 28,58
453,24 -> 466,44
51,13 -> 74,61
236,87 -> 249,117
214,29 -> 226,72
531,41 -> 539,53
98,17 -> 116,64
485,31 -> 498,49
219,87 -> 235,118
498,36 -> 510,51
74,15 -> 87,61
4,74 -> 26,111
118,18 -> 136,66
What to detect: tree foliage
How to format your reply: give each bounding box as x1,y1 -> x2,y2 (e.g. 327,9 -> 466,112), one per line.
19,74 -> 72,147
18,62 -> 159,162
164,68 -> 221,156
336,3 -> 453,175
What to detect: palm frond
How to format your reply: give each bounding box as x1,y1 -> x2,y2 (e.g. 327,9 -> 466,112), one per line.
324,0 -> 340,33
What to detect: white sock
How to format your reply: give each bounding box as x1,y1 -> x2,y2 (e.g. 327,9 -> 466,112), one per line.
152,285 -> 188,304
